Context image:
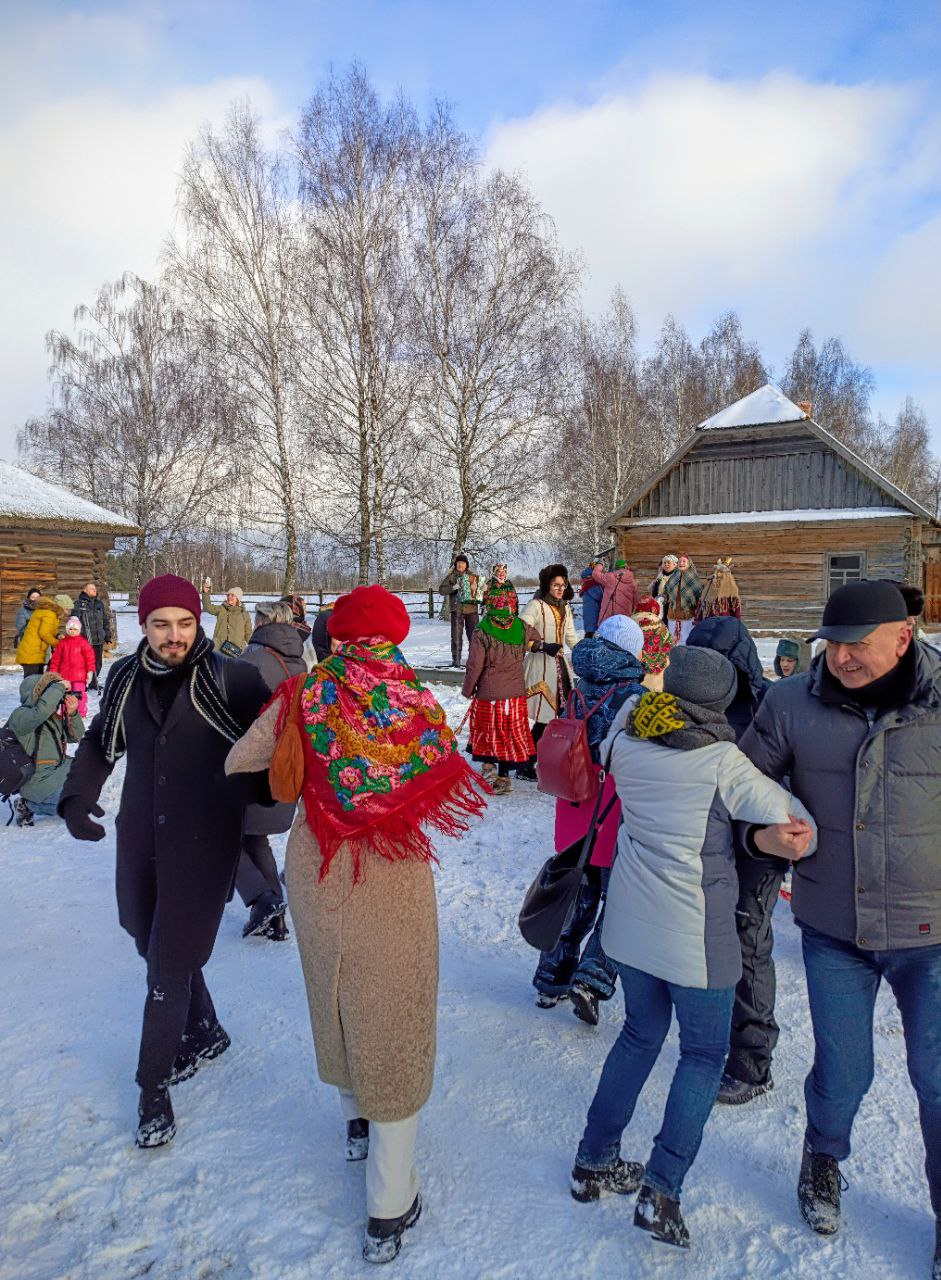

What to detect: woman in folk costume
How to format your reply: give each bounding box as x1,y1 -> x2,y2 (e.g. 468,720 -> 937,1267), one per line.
662,553 -> 704,644
694,558 -> 742,622
462,568 -> 537,797
632,596 -> 673,692
519,564 -> 578,779
226,586 -> 488,1266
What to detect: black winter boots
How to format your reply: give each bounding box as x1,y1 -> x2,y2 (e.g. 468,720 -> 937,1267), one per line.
136,1087 -> 176,1148
634,1185 -> 690,1248
362,1193 -> 422,1265
570,982 -> 600,1027
570,1158 -> 644,1202
716,1072 -> 774,1105
798,1140 -> 843,1235
169,1021 -> 231,1085
243,891 -> 288,939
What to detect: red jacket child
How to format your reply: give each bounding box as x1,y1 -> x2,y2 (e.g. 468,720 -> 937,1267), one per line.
49,620 -> 96,685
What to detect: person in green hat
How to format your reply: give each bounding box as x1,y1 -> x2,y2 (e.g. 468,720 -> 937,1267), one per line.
774,638 -> 803,679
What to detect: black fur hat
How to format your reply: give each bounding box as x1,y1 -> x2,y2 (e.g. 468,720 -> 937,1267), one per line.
538,563 -> 574,601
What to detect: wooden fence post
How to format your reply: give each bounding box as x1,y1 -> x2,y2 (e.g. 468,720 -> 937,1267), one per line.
427,587 -> 434,619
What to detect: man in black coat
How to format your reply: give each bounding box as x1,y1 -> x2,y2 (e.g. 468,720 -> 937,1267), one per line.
74,582 -> 109,690
58,574 -> 271,1148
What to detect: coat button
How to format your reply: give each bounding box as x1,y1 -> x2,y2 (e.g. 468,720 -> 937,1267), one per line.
858,937 -> 867,946
157,815 -> 166,825
857,885 -> 866,894
855,822 -> 865,831
158,776 -> 166,786
158,735 -> 167,746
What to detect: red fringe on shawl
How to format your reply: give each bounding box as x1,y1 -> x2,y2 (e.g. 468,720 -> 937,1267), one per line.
264,674 -> 490,884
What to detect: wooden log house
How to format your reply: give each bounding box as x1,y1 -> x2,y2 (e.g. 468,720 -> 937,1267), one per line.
608,384 -> 941,633
0,460 -> 140,663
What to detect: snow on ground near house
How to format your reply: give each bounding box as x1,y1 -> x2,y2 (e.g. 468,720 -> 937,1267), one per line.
1,633 -> 937,1280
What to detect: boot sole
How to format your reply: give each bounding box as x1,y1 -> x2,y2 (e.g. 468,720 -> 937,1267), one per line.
243,903 -> 286,938
570,988 -> 600,1027
168,1032 -> 231,1085
716,1080 -> 774,1106
136,1120 -> 177,1149
634,1217 -> 691,1249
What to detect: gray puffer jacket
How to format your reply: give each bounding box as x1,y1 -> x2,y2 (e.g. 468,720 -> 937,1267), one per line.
739,640 -> 941,951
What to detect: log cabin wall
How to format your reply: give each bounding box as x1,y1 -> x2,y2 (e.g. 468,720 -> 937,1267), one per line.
0,526 -> 116,663
624,424 -> 895,519
616,516 -> 916,633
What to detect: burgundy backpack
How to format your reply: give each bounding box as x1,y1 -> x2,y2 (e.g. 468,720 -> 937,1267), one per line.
535,686 -> 621,804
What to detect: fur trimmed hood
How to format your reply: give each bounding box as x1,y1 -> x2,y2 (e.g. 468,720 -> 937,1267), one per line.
19,671 -> 69,705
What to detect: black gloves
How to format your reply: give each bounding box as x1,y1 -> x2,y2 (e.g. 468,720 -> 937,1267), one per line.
60,797 -> 106,842
541,642 -> 563,657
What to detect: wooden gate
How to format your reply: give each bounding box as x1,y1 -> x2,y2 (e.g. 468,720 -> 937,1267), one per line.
0,559 -> 56,659
925,562 -> 941,625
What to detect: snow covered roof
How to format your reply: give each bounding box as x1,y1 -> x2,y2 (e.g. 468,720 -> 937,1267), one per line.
0,459 -> 139,533
697,383 -> 807,431
626,507 -> 909,527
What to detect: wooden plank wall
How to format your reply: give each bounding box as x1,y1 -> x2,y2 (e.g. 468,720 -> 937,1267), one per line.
616,517 -> 914,633
0,528 -> 115,663
629,426 -> 896,520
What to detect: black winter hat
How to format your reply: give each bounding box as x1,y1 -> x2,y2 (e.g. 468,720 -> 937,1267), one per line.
807,580 -> 908,643
664,646 -> 737,712
538,563 -> 574,601
454,552 -> 470,569
880,580 -> 924,619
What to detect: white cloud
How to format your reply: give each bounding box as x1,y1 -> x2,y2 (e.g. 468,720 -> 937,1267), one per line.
485,72 -> 941,439
0,76 -> 285,453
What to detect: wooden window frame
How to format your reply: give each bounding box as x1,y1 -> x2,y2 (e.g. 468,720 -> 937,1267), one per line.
825,550 -> 867,595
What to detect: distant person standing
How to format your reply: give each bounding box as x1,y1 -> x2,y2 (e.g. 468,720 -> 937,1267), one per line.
15,593 -> 67,676
438,553 -> 484,667
48,617 -> 96,717
662,554 -> 703,644
579,563 -> 605,638
14,588 -> 42,647
591,558 -> 638,623
74,582 -> 109,691
201,578 -> 253,655
58,575 -> 271,1149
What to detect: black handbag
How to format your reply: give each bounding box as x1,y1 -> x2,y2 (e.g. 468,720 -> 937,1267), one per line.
518,731 -> 622,952
219,640 -> 243,659
0,726 -> 37,805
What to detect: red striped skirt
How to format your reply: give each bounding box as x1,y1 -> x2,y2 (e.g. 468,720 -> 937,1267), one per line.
469,697 -> 534,763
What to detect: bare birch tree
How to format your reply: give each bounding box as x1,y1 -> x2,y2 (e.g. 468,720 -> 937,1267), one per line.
18,273 -> 233,592
293,66 -> 418,584
409,105 -> 579,562
778,329 -> 875,448
166,100 -> 303,587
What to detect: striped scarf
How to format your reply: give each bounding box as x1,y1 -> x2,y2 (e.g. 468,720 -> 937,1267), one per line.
100,632 -> 243,764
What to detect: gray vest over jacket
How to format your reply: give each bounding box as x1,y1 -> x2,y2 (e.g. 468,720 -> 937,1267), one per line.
739,641 -> 941,951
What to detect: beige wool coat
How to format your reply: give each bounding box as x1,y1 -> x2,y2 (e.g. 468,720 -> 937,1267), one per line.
521,597 -> 577,724
225,702 -> 439,1122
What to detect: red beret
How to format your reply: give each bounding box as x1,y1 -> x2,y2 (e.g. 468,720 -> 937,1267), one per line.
138,574 -> 201,625
327,585 -> 410,646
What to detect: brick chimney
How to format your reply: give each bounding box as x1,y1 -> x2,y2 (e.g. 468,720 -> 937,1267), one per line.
797,400 -> 812,417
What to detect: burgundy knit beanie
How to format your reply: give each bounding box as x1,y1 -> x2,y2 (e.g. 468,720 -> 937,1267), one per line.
138,574 -> 201,624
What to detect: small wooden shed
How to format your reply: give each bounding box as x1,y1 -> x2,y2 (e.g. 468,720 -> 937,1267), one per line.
609,384 -> 941,633
0,460 -> 139,662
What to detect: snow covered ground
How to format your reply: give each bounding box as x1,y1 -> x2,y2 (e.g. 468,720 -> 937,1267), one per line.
1,614 -> 937,1280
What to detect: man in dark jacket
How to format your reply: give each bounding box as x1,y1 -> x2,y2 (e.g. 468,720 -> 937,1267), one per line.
438,553 -> 483,667
732,581 -> 941,1274
233,601 -> 306,940
74,582 -> 108,689
58,574 -> 271,1149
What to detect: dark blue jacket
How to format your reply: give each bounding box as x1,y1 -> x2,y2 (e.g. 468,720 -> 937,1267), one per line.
569,635 -> 647,761
579,569 -> 604,636
687,616 -> 771,743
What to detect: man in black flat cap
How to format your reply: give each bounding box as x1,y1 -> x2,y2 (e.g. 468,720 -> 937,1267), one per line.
721,580 -> 941,1275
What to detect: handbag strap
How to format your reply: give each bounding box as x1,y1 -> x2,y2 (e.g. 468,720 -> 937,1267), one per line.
573,728 -> 624,875
259,644 -> 294,682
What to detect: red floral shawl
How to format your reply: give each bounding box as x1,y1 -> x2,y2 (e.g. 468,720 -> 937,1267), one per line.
268,641 -> 487,880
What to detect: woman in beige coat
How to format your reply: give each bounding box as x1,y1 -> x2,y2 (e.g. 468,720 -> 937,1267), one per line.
518,563 -> 577,778
226,585 -> 487,1265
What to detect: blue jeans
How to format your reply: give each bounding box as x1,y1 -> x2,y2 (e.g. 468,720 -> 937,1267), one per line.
801,924 -> 941,1214
25,788 -> 63,817
533,866 -> 618,1000
576,962 -> 734,1199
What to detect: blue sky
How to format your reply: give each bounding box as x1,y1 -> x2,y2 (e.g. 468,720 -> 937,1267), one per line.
2,0 -> 940,450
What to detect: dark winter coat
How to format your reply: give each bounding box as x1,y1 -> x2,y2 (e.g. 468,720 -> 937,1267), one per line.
201,591 -> 254,653
14,597 -> 36,645
461,623 -> 539,701
236,622 -> 307,836
569,636 -> 647,760
310,609 -> 332,663
7,673 -> 84,803
739,641 -> 941,952
74,591 -> 108,647
579,570 -> 603,635
687,616 -> 770,743
58,635 -> 271,970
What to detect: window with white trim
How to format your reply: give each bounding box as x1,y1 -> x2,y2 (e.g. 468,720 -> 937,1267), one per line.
827,552 -> 866,594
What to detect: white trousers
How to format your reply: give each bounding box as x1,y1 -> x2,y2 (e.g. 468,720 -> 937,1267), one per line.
339,1089 -> 421,1219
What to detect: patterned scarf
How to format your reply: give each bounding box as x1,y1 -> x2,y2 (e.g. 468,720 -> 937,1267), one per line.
663,563 -> 703,616
479,577 -> 524,645
270,641 -> 488,880
99,632 -> 243,764
457,572 -> 475,604
628,690 -> 735,750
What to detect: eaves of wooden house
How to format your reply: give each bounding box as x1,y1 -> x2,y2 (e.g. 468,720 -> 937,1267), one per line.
608,384 -> 941,632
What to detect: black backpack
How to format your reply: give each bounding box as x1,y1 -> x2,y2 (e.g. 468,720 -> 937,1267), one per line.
0,726 -> 36,802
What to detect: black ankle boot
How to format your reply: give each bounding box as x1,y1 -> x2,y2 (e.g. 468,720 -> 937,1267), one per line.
797,1140 -> 843,1236
362,1193 -> 422,1264
346,1117 -> 370,1161
136,1087 -> 176,1148
570,1158 -> 644,1202
634,1184 -> 690,1248
169,1021 -> 231,1085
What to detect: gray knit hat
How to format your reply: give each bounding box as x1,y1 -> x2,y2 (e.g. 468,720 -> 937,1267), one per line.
663,646 -> 737,712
